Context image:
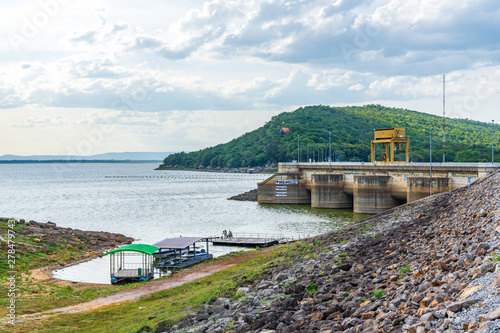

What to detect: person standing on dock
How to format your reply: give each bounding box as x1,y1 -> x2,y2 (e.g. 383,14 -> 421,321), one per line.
228,230 -> 233,238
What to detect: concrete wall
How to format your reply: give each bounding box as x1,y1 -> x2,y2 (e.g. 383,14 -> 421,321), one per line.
310,174 -> 352,209
407,177 -> 450,203
353,175 -> 402,214
257,172 -> 310,204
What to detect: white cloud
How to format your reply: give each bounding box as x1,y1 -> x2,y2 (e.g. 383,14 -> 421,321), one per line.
1,0 -> 499,154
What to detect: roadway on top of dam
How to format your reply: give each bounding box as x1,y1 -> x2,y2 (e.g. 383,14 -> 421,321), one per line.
278,162 -> 500,174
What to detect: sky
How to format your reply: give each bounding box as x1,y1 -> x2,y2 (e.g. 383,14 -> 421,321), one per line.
1,0 -> 500,155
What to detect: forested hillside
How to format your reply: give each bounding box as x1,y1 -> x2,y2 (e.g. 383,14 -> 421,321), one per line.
161,105 -> 498,169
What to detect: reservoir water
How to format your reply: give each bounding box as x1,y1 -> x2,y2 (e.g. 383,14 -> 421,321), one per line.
0,163 -> 369,283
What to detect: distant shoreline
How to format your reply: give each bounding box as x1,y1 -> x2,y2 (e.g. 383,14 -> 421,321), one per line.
0,160 -> 162,164
155,164 -> 278,174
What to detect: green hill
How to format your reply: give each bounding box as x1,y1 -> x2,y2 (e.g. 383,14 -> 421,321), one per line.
160,105 -> 498,169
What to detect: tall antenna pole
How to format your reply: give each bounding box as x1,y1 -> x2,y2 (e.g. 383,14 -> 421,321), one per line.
430,125 -> 433,195
442,74 -> 446,163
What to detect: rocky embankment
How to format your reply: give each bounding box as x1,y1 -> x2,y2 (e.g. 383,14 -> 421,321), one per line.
228,189 -> 258,202
157,170 -> 500,333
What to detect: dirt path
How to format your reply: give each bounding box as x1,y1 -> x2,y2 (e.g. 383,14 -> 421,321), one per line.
20,251 -> 266,321
49,263 -> 233,314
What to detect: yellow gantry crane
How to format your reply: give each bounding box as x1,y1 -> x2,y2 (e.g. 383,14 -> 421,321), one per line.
371,128 -> 410,163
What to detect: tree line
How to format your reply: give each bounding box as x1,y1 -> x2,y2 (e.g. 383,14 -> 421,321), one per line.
161,105 -> 499,169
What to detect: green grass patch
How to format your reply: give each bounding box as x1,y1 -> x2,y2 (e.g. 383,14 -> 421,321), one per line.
373,289 -> 385,299
357,224 -> 370,231
306,281 -> 317,295
490,254 -> 500,263
399,266 -> 411,274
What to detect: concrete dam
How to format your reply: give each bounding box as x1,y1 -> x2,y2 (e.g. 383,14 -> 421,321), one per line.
257,162 -> 500,214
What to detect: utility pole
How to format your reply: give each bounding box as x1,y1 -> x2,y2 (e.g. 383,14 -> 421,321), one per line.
442,74 -> 446,163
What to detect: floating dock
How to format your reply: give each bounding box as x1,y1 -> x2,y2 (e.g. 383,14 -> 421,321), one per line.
153,237 -> 213,275
113,268 -> 154,279
106,244 -> 158,284
156,254 -> 213,272
211,233 -> 283,247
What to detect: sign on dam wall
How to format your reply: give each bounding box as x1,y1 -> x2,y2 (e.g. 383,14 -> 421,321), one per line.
257,162 -> 500,214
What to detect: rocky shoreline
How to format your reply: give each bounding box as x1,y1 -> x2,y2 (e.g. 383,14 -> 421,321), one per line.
157,170 -> 500,333
228,189 -> 258,202
0,219 -> 133,271
156,165 -> 277,174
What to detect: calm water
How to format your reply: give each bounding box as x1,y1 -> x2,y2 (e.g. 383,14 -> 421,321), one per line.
0,163 -> 369,283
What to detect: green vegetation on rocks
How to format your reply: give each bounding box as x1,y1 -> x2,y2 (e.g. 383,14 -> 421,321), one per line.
160,105 -> 500,169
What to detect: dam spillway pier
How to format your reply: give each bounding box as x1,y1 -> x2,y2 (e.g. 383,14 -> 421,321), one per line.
257,162 -> 500,214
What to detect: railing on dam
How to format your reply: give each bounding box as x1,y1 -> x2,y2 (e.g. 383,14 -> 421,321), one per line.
280,162 -> 500,168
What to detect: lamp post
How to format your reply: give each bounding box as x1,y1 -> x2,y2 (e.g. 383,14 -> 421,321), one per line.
297,134 -> 300,164
493,120 -> 495,165
329,132 -> 332,173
